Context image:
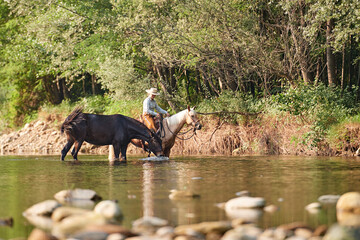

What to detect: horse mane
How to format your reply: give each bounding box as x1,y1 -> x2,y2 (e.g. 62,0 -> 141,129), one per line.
61,107 -> 86,134
123,115 -> 162,143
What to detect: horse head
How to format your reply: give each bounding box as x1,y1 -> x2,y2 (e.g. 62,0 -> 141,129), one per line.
147,131 -> 164,157
186,106 -> 202,130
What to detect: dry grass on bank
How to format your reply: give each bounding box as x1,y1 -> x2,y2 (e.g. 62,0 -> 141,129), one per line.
2,111 -> 360,157
168,114 -> 314,156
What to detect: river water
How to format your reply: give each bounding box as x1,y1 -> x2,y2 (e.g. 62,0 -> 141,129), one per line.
0,154 -> 359,238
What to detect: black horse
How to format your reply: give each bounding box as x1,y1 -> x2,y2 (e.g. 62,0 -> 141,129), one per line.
60,108 -> 163,161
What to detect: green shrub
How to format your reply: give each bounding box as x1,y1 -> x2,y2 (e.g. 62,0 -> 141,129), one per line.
274,83 -> 359,147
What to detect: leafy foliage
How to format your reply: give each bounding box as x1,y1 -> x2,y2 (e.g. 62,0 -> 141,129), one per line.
274,83 -> 359,146
1,0 -> 360,137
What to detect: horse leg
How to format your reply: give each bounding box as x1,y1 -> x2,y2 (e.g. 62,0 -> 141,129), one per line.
71,140 -> 84,160
164,147 -> 171,158
120,144 -> 128,162
61,140 -> 74,161
111,143 -> 121,161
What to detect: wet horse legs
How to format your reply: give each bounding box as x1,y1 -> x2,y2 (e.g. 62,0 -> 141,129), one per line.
71,140 -> 84,160
61,140 -> 74,161
120,145 -> 128,162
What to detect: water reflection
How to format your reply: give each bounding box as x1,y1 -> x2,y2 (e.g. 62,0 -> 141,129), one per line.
1,155 -> 360,239
142,162 -> 154,217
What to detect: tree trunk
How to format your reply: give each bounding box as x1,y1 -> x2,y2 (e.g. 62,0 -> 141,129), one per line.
341,44 -> 345,89
155,65 -> 178,111
326,18 -> 336,86
92,74 -> 96,95
42,75 -> 63,104
62,78 -> 70,99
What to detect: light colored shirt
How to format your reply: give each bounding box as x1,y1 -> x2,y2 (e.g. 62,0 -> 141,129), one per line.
143,96 -> 168,117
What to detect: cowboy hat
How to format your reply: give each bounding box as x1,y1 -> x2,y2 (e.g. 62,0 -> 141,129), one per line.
146,88 -> 160,95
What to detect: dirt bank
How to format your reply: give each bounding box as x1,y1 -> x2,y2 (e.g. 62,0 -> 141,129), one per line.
1,114 -> 359,157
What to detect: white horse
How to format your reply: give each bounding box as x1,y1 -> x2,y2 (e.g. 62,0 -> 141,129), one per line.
109,106 -> 202,159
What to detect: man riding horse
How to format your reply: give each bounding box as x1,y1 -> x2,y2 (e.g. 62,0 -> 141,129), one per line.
142,88 -> 170,132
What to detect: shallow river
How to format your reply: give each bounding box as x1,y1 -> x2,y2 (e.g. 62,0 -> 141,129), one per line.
0,154 -> 360,238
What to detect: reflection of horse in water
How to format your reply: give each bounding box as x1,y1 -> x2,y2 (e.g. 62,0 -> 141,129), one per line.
109,106 -> 202,158
61,108 -> 163,161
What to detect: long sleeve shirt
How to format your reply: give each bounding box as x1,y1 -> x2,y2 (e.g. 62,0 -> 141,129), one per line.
143,96 -> 168,117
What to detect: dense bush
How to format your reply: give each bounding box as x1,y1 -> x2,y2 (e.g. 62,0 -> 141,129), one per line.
274,83 -> 359,147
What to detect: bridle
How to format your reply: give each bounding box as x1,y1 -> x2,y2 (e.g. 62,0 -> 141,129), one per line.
164,111 -> 200,141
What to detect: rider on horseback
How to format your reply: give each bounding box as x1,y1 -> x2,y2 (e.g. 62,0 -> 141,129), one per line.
142,88 -> 170,132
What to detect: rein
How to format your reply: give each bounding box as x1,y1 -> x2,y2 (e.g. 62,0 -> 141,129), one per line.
164,119 -> 197,141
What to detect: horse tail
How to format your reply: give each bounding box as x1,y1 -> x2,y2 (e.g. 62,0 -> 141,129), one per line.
61,107 -> 86,136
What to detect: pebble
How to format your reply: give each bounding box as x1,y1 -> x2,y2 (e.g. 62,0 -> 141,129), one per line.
264,204 -> 279,213
132,216 -> 169,235
225,197 -> 266,209
235,191 -> 250,197
23,200 -> 61,216
54,188 -> 102,202
94,200 -> 123,221
175,221 -> 232,235
169,190 -> 200,200
318,195 -> 341,204
51,206 -> 90,222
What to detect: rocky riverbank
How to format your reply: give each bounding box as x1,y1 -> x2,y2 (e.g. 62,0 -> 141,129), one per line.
1,114 -> 360,157
19,189 -> 360,240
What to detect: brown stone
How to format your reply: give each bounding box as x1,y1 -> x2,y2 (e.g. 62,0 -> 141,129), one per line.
28,228 -> 58,240
313,225 -> 328,237
175,221 -> 232,235
84,224 -> 136,237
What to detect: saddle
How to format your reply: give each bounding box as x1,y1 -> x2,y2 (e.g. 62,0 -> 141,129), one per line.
140,114 -> 160,133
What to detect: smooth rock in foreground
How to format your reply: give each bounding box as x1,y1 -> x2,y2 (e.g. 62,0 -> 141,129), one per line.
51,212 -> 107,238
54,188 -> 102,202
175,221 -> 232,235
28,228 -> 57,240
23,215 -> 54,231
51,206 -> 91,222
323,224 -> 360,240
225,197 -> 265,210
94,200 -> 123,221
305,202 -> 321,214
337,211 -> 360,226
221,225 -> 262,240
132,216 -> 169,234
336,192 -> 360,213
23,200 -> 61,216
225,208 -> 263,222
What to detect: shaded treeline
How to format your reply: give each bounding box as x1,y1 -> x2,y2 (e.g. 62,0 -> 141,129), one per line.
1,0 -> 360,125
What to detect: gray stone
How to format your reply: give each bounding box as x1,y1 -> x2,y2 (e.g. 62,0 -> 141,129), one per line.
225,208 -> 263,222
54,188 -> 101,202
221,226 -> 262,240
70,231 -> 109,240
156,226 -> 175,237
323,224 -> 360,240
132,216 -> 169,234
225,197 -> 265,209
107,233 -> 126,240
175,221 -> 231,235
318,195 -> 341,204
